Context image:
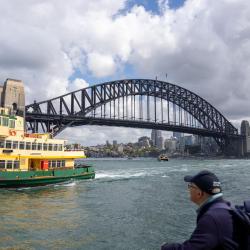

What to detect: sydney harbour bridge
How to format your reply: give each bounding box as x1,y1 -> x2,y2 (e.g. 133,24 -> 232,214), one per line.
25,79 -> 243,156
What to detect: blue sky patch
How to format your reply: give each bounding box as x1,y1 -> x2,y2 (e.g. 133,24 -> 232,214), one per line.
126,0 -> 186,14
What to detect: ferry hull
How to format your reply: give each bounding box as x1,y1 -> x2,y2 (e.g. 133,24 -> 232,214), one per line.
0,167 -> 95,188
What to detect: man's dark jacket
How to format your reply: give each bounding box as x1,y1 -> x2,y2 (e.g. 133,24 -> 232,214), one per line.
161,198 -> 239,250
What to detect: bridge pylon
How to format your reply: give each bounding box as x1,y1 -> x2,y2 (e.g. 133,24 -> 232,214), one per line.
223,136 -> 244,157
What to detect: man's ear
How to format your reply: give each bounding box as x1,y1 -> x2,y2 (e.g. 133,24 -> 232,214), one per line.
197,190 -> 203,197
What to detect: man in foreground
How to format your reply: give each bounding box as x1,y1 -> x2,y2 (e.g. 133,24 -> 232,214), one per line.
161,170 -> 238,250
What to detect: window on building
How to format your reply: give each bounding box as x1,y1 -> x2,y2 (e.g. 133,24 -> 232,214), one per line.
19,141 -> 25,150
9,119 -> 15,128
5,140 -> 12,149
43,143 -> 48,151
2,117 -> 9,126
0,140 -> 4,148
0,160 -> 5,169
32,143 -> 37,150
12,141 -> 18,149
6,160 -> 12,169
26,142 -> 31,150
52,160 -> 56,168
37,143 -> 42,150
48,144 -> 53,151
13,161 -> 19,169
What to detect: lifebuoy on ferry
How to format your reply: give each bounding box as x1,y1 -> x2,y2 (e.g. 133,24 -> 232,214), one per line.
9,130 -> 17,136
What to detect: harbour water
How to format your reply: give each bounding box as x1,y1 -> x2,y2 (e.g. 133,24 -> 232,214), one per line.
0,158 -> 250,250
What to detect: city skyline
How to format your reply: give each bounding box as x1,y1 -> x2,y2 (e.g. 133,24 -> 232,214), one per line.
0,0 -> 250,145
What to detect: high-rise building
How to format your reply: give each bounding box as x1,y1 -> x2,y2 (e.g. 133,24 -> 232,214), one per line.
173,132 -> 183,141
165,138 -> 177,152
156,136 -> 165,150
151,129 -> 161,145
151,129 -> 164,149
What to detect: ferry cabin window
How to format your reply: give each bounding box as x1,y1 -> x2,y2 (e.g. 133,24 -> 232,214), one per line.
26,142 -> 31,150
0,160 -> 5,169
48,144 -> 53,151
52,160 -> 56,168
32,143 -> 37,150
57,161 -> 61,168
48,160 -> 52,168
13,161 -> 19,169
0,116 -> 1,125
5,140 -> 12,148
9,119 -> 15,128
13,141 -> 18,149
2,117 -> 9,127
19,141 -> 25,150
58,144 -> 62,151
43,143 -> 48,151
62,160 -> 65,167
6,160 -> 12,169
54,144 -> 58,151
37,143 -> 42,150
0,140 -> 4,148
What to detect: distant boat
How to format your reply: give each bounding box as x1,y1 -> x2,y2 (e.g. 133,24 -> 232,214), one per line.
158,154 -> 169,161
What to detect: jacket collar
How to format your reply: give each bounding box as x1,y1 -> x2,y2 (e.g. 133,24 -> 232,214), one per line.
196,193 -> 223,214
196,194 -> 224,221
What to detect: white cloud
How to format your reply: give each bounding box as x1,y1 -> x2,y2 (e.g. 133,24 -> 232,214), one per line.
87,53 -> 116,77
67,78 -> 89,92
1,0 -> 250,144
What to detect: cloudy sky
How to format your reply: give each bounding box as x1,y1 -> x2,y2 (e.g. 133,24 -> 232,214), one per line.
0,0 -> 250,145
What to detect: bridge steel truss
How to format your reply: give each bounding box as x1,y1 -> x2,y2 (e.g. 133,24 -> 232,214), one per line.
25,79 -> 240,151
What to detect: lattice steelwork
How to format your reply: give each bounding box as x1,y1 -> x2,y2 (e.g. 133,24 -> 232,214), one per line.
25,79 -> 239,150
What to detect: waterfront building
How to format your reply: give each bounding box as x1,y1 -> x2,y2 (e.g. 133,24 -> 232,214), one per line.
117,144 -> 124,153
197,136 -> 219,155
156,136 -> 165,150
178,135 -> 199,154
165,138 -> 177,153
151,129 -> 164,149
138,136 -> 150,148
184,135 -> 196,145
173,132 -> 183,141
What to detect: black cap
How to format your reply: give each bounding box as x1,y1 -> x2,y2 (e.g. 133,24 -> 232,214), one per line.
184,170 -> 222,195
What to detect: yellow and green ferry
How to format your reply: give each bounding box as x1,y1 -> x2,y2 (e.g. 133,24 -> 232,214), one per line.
0,106 -> 95,188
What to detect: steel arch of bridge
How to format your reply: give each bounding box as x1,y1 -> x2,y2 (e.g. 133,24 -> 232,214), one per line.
25,79 -> 239,149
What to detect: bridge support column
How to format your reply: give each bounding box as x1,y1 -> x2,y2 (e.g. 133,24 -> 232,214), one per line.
224,137 -> 244,157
